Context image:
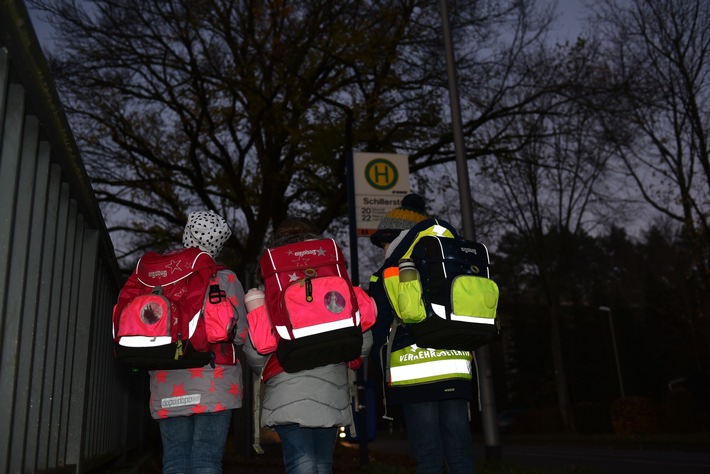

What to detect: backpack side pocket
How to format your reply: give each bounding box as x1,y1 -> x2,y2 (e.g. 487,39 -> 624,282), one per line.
204,282 -> 238,343
397,279 -> 427,324
247,305 -> 278,354
451,275 -> 498,320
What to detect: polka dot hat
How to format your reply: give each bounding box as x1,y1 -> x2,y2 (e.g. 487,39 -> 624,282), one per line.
182,210 -> 232,257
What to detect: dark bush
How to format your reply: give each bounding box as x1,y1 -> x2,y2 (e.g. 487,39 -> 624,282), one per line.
574,401 -> 612,434
610,395 -> 659,435
661,389 -> 698,433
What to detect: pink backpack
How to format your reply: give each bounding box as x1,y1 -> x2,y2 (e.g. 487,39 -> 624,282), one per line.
258,238 -> 362,373
112,247 -> 238,369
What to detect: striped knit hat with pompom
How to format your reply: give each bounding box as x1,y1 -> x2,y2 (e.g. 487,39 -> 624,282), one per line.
369,194 -> 428,248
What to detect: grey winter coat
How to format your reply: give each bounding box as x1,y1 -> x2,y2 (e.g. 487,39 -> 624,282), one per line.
245,331 -> 372,429
245,225 -> 375,428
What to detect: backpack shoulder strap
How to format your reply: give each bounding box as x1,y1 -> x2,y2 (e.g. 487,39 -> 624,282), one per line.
383,218 -> 459,267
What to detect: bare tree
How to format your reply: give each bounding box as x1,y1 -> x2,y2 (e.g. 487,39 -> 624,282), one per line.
29,0 -> 561,272
592,0 -> 710,366
474,36 -> 621,431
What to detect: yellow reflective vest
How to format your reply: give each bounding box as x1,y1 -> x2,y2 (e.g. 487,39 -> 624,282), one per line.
382,266 -> 473,387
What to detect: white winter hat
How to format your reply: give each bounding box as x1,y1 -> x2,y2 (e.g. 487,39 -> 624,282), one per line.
182,210 -> 232,257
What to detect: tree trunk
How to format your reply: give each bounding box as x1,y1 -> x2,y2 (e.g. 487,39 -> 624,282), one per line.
549,303 -> 575,432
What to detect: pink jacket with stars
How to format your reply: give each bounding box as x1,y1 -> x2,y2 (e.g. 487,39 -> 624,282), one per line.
148,268 -> 247,419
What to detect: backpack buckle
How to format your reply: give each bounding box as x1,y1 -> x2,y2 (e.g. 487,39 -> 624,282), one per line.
209,284 -> 225,303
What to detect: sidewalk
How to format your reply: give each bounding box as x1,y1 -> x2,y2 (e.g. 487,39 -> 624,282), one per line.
220,429 -> 416,473
104,430 -> 710,473
230,430 -> 710,474
104,430 -> 415,473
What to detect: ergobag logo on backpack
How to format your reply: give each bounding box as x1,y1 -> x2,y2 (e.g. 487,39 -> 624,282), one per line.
259,238 -> 363,373
389,220 -> 500,351
112,247 -> 237,369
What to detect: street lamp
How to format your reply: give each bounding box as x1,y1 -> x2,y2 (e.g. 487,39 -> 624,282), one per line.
599,306 -> 625,398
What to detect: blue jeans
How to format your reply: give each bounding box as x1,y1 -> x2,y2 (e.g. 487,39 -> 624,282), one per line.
402,399 -> 475,474
274,424 -> 338,474
158,410 -> 232,474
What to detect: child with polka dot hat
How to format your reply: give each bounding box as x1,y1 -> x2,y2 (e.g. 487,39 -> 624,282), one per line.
149,210 -> 247,473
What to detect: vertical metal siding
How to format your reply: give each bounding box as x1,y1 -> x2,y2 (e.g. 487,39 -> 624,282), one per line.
0,1 -> 150,473
22,144 -> 55,471
7,112 -> 40,471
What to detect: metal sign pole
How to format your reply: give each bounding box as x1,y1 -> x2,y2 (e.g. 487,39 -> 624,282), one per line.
439,0 -> 501,461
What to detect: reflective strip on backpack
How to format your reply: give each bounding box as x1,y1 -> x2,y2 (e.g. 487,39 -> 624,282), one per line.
188,309 -> 202,338
451,314 -> 497,324
119,335 -> 173,347
432,303 -> 446,317
431,303 -> 497,324
431,224 -> 450,236
265,248 -> 284,292
274,311 -> 361,340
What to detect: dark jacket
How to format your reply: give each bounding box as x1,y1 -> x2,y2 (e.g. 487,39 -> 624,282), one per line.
368,219 -> 474,405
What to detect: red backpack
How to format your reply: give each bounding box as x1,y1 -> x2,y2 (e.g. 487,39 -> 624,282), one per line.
112,247 -> 238,369
258,238 -> 363,373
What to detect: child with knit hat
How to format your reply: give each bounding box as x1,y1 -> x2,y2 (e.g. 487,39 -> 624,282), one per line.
367,194 -> 476,473
149,210 -> 248,474
369,193 -> 429,250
